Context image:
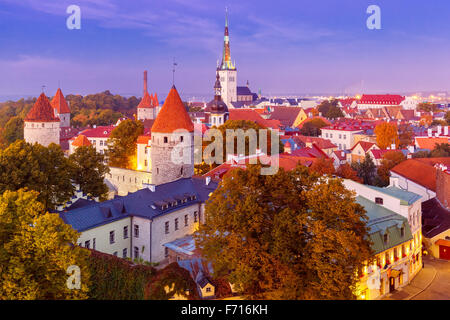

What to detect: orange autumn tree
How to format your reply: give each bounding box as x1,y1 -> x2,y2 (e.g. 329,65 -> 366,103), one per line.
336,163 -> 362,183
374,122 -> 399,150
309,158 -> 335,175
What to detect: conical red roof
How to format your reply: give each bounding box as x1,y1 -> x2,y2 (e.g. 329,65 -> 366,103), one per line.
137,91 -> 154,109
151,86 -> 194,133
25,93 -> 60,122
72,134 -> 92,147
153,93 -> 159,106
51,88 -> 70,114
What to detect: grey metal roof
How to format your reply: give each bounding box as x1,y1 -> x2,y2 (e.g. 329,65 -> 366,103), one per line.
59,177 -> 218,232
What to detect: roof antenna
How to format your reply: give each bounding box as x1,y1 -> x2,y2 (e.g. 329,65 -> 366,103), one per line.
172,58 -> 178,87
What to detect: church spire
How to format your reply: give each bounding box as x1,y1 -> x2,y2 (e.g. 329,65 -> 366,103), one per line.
219,8 -> 235,70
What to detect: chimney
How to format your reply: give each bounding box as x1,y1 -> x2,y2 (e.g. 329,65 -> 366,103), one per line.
143,70 -> 148,96
408,145 -> 415,153
205,176 -> 211,185
445,126 -> 449,136
428,129 -> 432,137
391,143 -> 396,150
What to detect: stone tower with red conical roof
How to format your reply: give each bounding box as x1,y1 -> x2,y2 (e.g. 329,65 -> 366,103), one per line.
24,93 -> 60,147
137,71 -> 159,121
51,88 -> 71,128
150,86 -> 194,185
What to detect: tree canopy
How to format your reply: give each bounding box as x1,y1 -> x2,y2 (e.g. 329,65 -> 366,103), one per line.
430,143 -> 450,158
375,122 -> 399,149
377,151 -> 406,187
0,140 -> 74,209
351,154 -> 377,186
300,118 -> 329,137
195,165 -> 373,299
69,145 -> 110,201
0,189 -> 90,299
107,119 -> 144,169
317,99 -> 344,119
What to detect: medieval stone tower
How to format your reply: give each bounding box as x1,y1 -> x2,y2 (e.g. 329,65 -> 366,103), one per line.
150,86 -> 194,185
24,93 -> 60,147
51,88 -> 71,128
137,71 -> 159,121
217,9 -> 237,107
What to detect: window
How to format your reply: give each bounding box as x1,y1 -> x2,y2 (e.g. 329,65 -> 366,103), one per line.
144,160 -> 147,166
84,240 -> 90,249
164,137 -> 168,143
375,197 -> 383,205
165,221 -> 169,234
206,287 -> 211,293
134,225 -> 139,238
175,218 -> 179,231
100,140 -> 103,146
181,167 -> 183,175
93,238 -> 96,250
330,134 -> 333,138
42,123 -> 45,128
383,233 -> 388,245
123,226 -> 128,239
123,248 -> 127,258
339,134 -> 342,139
113,252 -> 118,257
110,231 -> 115,244
180,136 -> 184,142
184,215 -> 188,227
165,247 -> 169,258
134,246 -> 139,259
194,211 -> 198,223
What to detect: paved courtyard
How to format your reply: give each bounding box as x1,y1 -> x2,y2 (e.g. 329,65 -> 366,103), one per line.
384,256 -> 450,300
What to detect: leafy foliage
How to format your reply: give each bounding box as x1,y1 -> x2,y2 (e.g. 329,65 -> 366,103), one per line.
300,118 -> 329,136
69,146 -> 110,201
107,119 -> 144,169
317,99 -> 344,119
0,140 -> 74,210
309,158 -> 335,175
351,154 -> 377,185
336,163 -> 362,183
0,189 -> 90,299
377,151 -> 406,187
3,116 -> 24,144
375,122 -> 399,149
195,165 -> 372,299
430,143 -> 450,158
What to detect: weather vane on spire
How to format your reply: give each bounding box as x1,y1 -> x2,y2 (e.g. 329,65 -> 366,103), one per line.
172,58 -> 178,86
41,85 -> 46,93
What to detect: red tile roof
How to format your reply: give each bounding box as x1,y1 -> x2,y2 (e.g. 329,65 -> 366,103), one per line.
229,109 -> 277,129
391,158 -> 450,192
25,93 -> 60,122
51,88 -> 71,114
415,137 -> 449,150
350,141 -> 377,152
151,86 -> 194,133
72,134 -> 92,147
293,135 -> 336,150
137,91 -> 155,109
370,149 -> 403,160
359,94 -> 404,105
80,126 -> 114,138
137,135 -> 151,144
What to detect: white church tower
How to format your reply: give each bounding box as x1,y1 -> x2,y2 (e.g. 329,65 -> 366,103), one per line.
217,9 -> 237,108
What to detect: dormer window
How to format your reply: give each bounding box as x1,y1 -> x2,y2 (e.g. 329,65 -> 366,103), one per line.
383,233 -> 388,245
400,227 -> 405,237
375,197 -> 383,205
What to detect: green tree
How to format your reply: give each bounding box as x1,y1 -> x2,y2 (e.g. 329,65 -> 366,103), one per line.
69,146 -> 110,201
0,189 -> 90,299
195,165 -> 372,299
352,153 -> 377,185
430,143 -> 450,158
377,151 -> 406,187
0,140 -> 74,210
336,163 -> 363,183
3,116 -> 24,144
412,150 -> 430,158
107,119 -> 144,169
300,118 -> 328,136
417,102 -> 439,113
317,99 -> 343,119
